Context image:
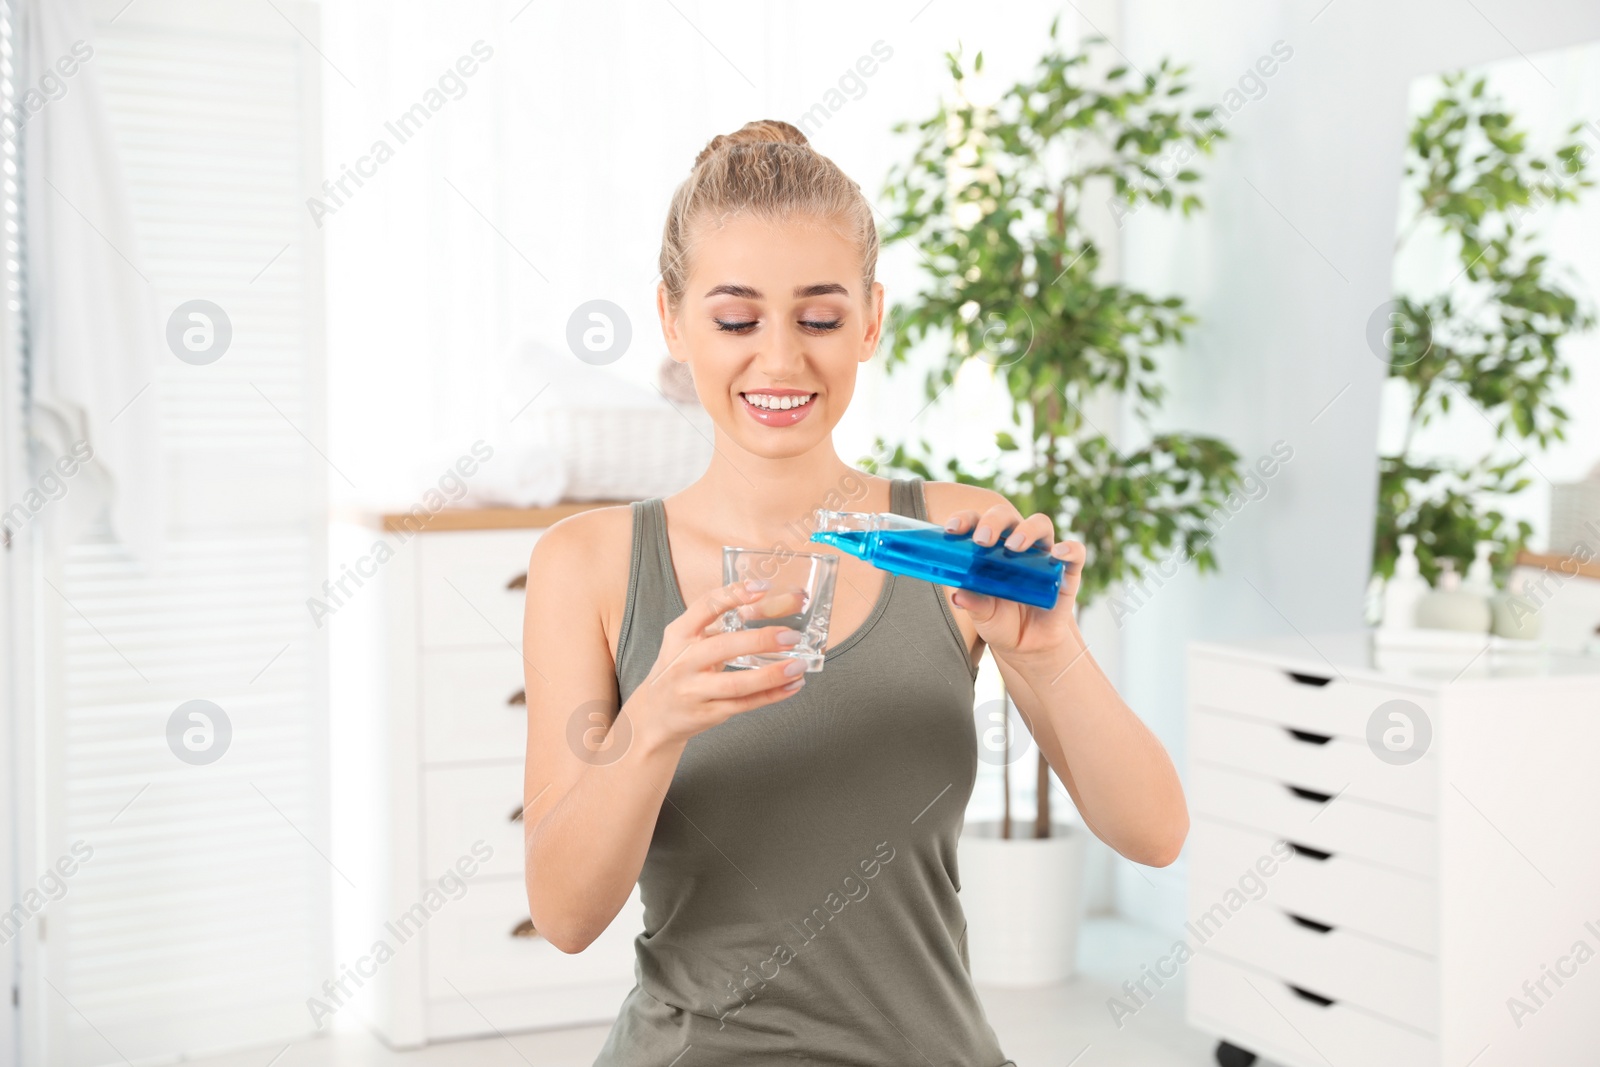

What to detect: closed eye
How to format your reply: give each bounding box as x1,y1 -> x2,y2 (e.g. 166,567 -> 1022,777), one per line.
715,319 -> 844,333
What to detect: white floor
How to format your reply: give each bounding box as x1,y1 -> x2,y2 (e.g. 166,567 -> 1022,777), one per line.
184,919 -> 1239,1067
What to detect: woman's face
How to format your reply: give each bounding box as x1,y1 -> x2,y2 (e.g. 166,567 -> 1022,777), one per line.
658,212 -> 883,458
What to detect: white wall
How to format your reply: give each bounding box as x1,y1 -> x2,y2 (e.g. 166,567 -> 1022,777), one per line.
1114,0 -> 1600,931
1114,0 -> 1600,756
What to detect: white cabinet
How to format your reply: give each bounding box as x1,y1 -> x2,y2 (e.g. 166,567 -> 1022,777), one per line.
1184,633 -> 1600,1067
335,512 -> 643,1048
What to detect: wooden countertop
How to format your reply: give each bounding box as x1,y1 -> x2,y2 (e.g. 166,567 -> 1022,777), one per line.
1515,549 -> 1600,581
369,500 -> 630,533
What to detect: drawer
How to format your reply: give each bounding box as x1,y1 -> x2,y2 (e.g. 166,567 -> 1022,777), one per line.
418,529 -> 539,649
420,648 -> 528,763
1190,878 -> 1437,1034
1187,951 -> 1435,1067
1189,652 -> 1437,743
423,877 -> 642,1000
1188,816 -> 1436,956
1189,761 -> 1435,877
424,763 -> 526,882
1191,707 -> 1437,816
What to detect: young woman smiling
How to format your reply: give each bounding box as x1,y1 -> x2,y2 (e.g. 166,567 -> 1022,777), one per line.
521,120 -> 1187,1066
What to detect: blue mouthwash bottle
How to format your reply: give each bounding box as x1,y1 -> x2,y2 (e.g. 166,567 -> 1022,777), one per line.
809,508 -> 1066,610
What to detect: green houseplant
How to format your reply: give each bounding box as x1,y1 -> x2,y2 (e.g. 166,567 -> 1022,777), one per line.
874,25 -> 1243,843
1374,72 -> 1595,588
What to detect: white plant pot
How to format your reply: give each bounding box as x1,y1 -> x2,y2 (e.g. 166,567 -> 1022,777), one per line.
958,819 -> 1087,987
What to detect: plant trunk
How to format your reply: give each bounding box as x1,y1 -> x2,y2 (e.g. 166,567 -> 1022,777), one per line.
1000,677 -> 1011,840
1035,751 -> 1051,838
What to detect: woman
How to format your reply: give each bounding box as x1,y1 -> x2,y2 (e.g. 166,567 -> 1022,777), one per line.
522,119 -> 1187,1067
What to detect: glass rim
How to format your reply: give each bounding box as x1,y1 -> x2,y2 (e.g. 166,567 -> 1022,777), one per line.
721,545 -> 839,568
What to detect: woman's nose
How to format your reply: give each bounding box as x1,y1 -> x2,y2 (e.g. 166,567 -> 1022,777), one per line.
754,324 -> 805,379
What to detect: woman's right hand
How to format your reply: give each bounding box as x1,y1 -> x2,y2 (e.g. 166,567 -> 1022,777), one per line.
626,579 -> 811,751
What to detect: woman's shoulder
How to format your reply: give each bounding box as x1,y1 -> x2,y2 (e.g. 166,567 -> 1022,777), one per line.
526,503 -> 639,607
913,478 -> 1010,524
525,502 -> 640,658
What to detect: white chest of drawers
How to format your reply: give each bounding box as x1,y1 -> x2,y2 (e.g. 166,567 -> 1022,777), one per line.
1183,633 -> 1600,1067
331,508 -> 643,1048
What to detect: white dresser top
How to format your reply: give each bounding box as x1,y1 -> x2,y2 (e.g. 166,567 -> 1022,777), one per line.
1191,631 -> 1600,689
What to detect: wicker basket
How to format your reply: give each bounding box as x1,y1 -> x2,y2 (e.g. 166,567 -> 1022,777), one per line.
549,400 -> 714,501
1549,473 -> 1600,555
515,342 -> 715,502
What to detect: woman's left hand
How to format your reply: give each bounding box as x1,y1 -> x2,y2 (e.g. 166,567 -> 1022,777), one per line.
941,501 -> 1085,661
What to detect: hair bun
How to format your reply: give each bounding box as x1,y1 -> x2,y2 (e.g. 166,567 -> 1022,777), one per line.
694,119 -> 811,169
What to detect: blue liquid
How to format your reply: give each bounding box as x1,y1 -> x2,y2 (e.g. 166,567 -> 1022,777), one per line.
809,527 -> 1064,610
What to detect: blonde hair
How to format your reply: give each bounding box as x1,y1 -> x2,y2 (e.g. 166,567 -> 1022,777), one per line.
658,119 -> 879,309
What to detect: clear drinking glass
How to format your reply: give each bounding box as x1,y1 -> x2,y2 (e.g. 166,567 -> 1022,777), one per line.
720,547 -> 839,673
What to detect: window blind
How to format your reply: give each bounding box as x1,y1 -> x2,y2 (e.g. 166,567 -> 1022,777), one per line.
38,3 -> 329,1064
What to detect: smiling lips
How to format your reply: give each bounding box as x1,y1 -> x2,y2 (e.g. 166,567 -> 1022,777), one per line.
740,389 -> 818,427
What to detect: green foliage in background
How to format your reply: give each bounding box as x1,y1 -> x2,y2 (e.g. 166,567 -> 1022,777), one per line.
871,23 -> 1243,614
1375,71 -> 1596,585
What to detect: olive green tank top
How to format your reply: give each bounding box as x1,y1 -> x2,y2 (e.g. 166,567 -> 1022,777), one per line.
594,476 -> 1016,1066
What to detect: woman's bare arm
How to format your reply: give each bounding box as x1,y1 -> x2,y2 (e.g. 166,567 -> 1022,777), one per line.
519,513 -> 680,952
520,512 -> 809,952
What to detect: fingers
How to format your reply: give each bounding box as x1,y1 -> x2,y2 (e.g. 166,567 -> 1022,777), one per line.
734,584 -> 807,622
673,578 -> 770,642
697,656 -> 808,701
1051,539 -> 1085,565
709,676 -> 808,717
1002,513 -> 1056,551
941,509 -> 981,535
683,623 -> 803,673
943,505 -> 1054,550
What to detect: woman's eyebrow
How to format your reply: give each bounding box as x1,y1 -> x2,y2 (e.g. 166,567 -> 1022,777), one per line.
703,282 -> 850,299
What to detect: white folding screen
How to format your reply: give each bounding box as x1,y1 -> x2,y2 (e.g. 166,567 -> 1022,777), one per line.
1,0 -> 26,1061
27,2 -> 329,1064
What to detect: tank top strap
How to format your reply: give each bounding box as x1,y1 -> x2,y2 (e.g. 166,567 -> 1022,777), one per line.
884,475 -> 978,681
888,475 -> 917,518
615,497 -> 678,695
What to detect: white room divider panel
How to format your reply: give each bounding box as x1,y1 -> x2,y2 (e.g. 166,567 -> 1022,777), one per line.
30,3 -> 329,1064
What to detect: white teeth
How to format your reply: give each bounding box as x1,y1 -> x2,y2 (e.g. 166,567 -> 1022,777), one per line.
744,392 -> 813,411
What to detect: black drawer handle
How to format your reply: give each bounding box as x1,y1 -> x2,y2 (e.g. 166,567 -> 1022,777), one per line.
508,689 -> 526,706
1287,912 -> 1334,934
1287,983 -> 1335,1007
1285,840 -> 1332,861
1287,785 -> 1333,804
507,572 -> 527,590
511,918 -> 539,939
1286,671 -> 1332,687
509,804 -> 524,823
1287,728 -> 1333,745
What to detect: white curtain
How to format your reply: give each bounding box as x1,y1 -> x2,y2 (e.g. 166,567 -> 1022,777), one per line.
24,0 -> 165,559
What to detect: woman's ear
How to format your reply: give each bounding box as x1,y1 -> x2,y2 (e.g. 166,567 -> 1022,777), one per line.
657,282 -> 685,361
860,280 -> 886,362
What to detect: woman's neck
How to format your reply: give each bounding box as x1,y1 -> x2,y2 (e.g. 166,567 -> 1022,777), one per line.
676,437 -> 879,551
